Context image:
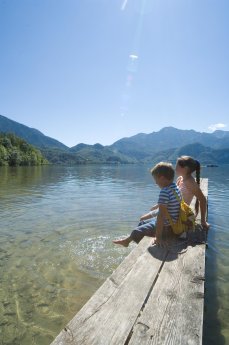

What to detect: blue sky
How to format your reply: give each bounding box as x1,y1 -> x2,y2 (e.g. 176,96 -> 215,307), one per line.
0,0 -> 229,147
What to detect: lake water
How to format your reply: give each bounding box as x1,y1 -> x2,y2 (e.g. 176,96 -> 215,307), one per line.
0,165 -> 228,345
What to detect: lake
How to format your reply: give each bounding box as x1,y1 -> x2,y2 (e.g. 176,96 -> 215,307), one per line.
0,165 -> 228,345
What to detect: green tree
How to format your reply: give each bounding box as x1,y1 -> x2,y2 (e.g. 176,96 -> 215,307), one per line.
0,132 -> 48,166
0,145 -> 8,165
8,149 -> 22,166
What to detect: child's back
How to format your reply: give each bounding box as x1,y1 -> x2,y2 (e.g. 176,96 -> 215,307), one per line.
158,181 -> 181,225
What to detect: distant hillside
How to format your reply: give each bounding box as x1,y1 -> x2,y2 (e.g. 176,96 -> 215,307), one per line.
40,144 -> 136,165
69,143 -> 137,164
0,114 -> 68,150
142,143 -> 229,165
109,127 -> 229,159
1,114 -> 229,165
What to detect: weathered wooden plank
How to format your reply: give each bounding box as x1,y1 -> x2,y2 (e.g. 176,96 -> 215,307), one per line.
51,238 -> 168,345
128,244 -> 205,345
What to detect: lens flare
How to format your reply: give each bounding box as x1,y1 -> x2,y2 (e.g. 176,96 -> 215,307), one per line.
120,0 -> 148,117
121,0 -> 128,11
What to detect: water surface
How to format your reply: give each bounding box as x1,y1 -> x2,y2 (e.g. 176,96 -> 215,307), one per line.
0,165 -> 228,344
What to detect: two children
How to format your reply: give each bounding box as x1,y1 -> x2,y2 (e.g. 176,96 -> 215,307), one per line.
113,156 -> 209,247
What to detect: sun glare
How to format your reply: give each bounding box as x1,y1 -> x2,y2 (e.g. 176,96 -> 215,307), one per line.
121,0 -> 128,11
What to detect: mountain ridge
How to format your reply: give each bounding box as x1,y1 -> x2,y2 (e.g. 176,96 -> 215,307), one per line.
0,114 -> 68,150
1,114 -> 229,164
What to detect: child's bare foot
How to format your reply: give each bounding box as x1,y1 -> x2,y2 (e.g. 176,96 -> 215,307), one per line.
113,238 -> 131,247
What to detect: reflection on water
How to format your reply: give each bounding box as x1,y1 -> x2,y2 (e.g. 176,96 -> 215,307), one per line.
0,165 -> 228,344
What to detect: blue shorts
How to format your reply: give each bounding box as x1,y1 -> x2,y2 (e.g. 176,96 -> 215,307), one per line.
130,218 -> 156,243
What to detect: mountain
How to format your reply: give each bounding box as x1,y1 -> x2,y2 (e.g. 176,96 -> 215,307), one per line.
0,114 -> 136,164
1,114 -> 229,164
142,143 -> 229,165
69,143 -> 137,164
0,114 -> 68,150
110,127 -> 229,160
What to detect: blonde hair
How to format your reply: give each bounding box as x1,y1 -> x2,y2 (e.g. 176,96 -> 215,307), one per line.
151,162 -> 174,180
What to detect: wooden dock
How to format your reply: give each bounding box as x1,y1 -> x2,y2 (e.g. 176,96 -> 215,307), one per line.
51,178 -> 208,345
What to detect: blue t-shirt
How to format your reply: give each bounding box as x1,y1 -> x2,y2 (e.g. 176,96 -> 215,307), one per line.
158,182 -> 181,225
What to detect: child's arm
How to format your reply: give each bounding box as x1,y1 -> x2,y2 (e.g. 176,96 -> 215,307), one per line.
185,179 -> 210,229
140,204 -> 159,221
150,204 -> 159,211
140,211 -> 156,221
195,191 -> 209,229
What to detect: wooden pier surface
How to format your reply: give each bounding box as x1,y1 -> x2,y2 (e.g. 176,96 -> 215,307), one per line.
51,178 -> 208,345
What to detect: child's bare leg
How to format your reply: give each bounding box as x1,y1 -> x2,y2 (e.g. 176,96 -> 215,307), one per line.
113,236 -> 132,247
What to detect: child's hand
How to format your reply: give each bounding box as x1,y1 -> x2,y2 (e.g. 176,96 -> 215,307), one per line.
140,212 -> 154,221
150,204 -> 158,211
152,236 -> 168,248
201,221 -> 210,230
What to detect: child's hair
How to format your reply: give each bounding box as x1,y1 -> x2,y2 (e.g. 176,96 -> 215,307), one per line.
177,155 -> 201,214
151,162 -> 174,180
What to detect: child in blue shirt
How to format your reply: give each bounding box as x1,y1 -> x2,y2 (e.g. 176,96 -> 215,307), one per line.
113,162 -> 181,247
